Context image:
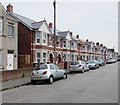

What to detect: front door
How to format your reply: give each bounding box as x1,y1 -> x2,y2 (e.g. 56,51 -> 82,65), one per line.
7,54 -> 14,70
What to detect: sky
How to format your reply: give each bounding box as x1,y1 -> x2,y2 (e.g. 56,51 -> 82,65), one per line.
1,0 -> 118,52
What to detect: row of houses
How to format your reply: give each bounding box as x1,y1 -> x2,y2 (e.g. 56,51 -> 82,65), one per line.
0,3 -> 117,71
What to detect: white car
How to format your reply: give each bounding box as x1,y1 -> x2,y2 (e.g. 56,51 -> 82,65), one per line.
69,60 -> 89,73
31,64 -> 67,84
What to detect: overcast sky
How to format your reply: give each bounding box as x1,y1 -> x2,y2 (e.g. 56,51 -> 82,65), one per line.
1,0 -> 118,52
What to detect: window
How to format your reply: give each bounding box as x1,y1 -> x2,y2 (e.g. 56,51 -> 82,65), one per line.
49,36 -> 52,46
36,32 -> 40,44
0,19 -> 2,35
67,41 -> 70,48
36,52 -> 40,63
43,33 -> 47,44
43,52 -> 47,63
0,50 -> 2,67
57,39 -> 60,47
63,41 -> 66,48
8,23 -> 14,37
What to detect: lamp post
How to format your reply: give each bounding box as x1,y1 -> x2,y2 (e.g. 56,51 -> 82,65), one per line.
53,0 -> 56,64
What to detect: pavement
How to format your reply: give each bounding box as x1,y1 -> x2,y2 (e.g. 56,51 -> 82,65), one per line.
1,69 -> 70,91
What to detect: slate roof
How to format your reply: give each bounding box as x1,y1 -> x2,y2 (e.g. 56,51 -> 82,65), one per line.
49,28 -> 60,36
58,31 -> 69,38
10,13 -> 49,31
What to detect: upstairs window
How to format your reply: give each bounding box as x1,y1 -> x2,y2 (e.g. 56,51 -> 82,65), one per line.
57,38 -> 60,47
8,23 -> 14,38
0,50 -> 2,67
49,36 -> 52,46
36,32 -> 40,44
63,41 -> 66,48
43,33 -> 47,44
0,19 -> 2,35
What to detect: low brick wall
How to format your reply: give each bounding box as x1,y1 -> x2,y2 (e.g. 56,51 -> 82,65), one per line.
1,67 -> 34,82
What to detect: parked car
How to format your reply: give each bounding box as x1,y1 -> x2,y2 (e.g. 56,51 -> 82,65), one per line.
106,58 -> 117,64
117,55 -> 120,61
31,64 -> 67,84
97,59 -> 106,66
86,60 -> 99,69
69,60 -> 89,73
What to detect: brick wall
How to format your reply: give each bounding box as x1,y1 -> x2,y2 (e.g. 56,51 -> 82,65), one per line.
1,67 -> 34,82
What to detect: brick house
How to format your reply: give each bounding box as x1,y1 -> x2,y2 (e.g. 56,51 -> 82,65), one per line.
0,3 -> 18,70
5,3 -> 110,69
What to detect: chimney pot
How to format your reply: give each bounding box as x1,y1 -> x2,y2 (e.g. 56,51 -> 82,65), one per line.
49,23 -> 53,28
7,3 -> 13,13
70,32 -> 72,36
76,35 -> 79,38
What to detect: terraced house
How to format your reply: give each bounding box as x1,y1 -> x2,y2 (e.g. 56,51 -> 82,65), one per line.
0,3 -> 18,70
4,3 -> 110,69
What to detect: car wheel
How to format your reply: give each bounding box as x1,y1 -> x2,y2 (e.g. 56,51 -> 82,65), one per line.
49,76 -> 54,84
63,73 -> 67,79
81,69 -> 84,73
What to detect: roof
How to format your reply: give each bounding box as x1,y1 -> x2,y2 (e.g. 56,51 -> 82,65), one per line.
10,13 -> 36,29
10,13 -> 49,31
58,31 -> 69,38
31,21 -> 45,29
49,28 -> 60,36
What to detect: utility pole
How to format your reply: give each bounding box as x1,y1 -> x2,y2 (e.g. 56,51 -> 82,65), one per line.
53,0 -> 56,64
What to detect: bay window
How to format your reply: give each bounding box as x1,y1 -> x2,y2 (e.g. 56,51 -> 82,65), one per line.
36,32 -> 40,44
49,36 -> 52,46
0,19 -> 2,35
43,52 -> 47,63
43,33 -> 47,44
36,52 -> 40,63
0,50 -> 2,67
63,41 -> 66,48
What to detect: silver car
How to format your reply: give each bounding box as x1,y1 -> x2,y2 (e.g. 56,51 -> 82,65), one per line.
69,60 -> 89,73
31,64 -> 67,84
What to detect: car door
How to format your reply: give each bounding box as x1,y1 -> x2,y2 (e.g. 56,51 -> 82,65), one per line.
54,64 -> 63,78
50,64 -> 58,79
82,61 -> 88,70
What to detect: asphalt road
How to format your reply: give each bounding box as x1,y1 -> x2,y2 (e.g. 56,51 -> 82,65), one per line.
2,62 -> 118,103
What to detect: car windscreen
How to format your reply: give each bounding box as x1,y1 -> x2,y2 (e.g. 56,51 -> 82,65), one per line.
70,61 -> 79,65
87,61 -> 94,64
34,64 -> 48,70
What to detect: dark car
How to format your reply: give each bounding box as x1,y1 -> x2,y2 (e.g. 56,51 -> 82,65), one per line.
117,55 -> 120,61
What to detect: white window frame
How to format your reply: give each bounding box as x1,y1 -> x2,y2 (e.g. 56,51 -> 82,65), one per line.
67,41 -> 70,49
57,38 -> 60,48
49,36 -> 52,46
0,19 -> 2,36
8,23 -> 14,38
43,52 -> 47,63
36,32 -> 41,44
36,52 -> 41,63
0,50 -> 2,67
63,40 -> 66,48
43,33 -> 47,44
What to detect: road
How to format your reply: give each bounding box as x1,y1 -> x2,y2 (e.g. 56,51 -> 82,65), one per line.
2,62 -> 118,103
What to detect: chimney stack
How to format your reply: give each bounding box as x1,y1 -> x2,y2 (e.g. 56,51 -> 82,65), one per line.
96,42 -> 99,46
49,23 -> 53,28
76,35 -> 79,38
7,3 -> 13,13
70,32 -> 72,37
86,39 -> 88,42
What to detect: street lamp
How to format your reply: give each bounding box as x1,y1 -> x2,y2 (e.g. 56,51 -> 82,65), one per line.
53,0 -> 56,64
